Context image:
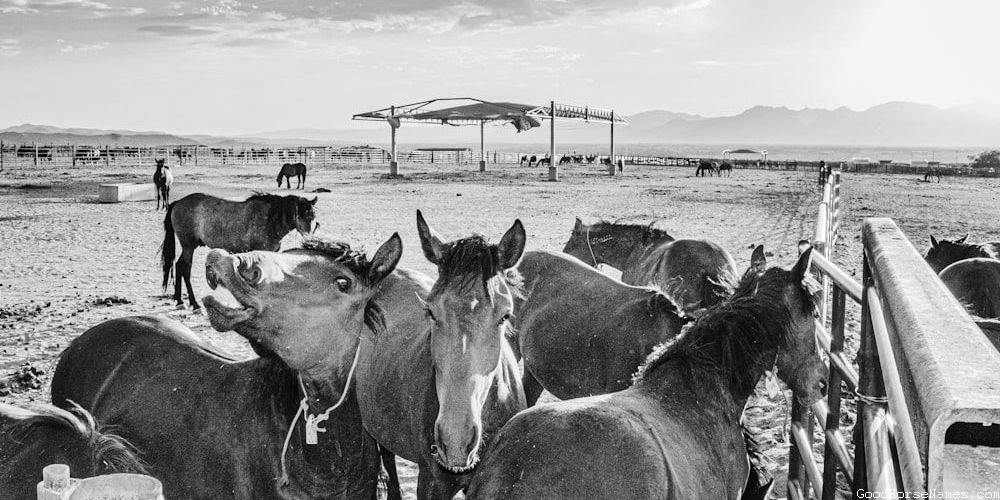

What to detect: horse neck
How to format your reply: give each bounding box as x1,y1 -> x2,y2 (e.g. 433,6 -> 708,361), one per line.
587,225 -> 645,269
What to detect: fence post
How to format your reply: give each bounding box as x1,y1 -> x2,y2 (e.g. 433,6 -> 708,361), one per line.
34,143 -> 38,166
821,286 -> 847,499
105,145 -> 110,167
0,140 -> 4,171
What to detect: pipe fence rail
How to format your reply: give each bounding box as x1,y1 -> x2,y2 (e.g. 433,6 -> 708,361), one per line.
785,171 -> 1000,499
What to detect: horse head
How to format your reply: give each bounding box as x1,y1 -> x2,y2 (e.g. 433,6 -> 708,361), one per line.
926,234 -> 978,273
202,234 -> 402,374
416,210 -> 525,473
293,196 -> 319,235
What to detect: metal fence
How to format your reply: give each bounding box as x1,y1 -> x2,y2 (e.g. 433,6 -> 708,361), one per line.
786,171 -> 1000,498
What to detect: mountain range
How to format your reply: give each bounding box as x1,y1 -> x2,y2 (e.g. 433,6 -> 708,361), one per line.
2,102 -> 998,148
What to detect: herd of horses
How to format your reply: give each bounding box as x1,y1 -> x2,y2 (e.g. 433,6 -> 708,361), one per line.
696,160 -> 734,177
518,154 -> 600,168
0,164 -> 997,498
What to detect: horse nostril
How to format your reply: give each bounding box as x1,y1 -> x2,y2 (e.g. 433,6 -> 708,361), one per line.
237,260 -> 261,285
430,444 -> 440,455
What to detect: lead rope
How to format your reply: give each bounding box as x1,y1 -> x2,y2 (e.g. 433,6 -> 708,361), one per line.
277,333 -> 364,487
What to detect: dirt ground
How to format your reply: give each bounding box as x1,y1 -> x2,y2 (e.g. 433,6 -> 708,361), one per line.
2,160 -> 998,498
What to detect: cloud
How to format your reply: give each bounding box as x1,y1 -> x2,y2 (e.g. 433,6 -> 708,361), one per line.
0,0 -> 146,17
138,24 -> 219,37
59,40 -> 109,52
0,38 -> 21,56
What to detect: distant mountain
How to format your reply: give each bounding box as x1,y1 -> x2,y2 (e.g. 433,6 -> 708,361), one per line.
3,102 -> 999,147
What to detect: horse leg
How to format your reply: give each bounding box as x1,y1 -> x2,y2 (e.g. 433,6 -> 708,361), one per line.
182,251 -> 201,311
173,247 -> 191,307
522,369 -> 545,407
379,446 -> 402,500
416,468 -> 461,500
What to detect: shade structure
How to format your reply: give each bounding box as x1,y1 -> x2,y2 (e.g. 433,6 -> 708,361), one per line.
722,148 -> 769,162
353,97 -> 628,178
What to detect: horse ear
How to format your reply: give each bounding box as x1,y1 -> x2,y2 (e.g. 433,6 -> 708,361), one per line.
574,217 -> 584,230
792,247 -> 813,283
310,197 -> 317,206
958,234 -> 969,244
930,235 -> 939,247
368,233 -> 402,285
416,210 -> 445,265
498,219 -> 527,270
749,245 -> 766,275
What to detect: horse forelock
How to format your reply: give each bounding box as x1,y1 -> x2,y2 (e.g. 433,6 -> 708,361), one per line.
431,235 -> 523,299
634,265 -> 816,397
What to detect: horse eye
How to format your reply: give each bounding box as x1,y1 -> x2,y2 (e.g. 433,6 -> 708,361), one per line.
335,278 -> 350,292
499,313 -> 511,324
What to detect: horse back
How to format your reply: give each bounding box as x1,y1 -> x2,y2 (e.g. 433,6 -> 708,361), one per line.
623,239 -> 737,311
170,193 -> 276,251
940,258 -> 1000,318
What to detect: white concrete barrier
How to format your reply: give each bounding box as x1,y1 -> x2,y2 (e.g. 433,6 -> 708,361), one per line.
37,464 -> 163,500
98,183 -> 156,203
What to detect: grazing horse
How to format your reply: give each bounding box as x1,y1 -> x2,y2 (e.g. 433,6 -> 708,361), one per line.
537,157 -> 551,167
152,158 -> 173,210
719,161 -> 734,176
696,160 -> 718,177
558,155 -> 572,165
939,258 -> 1000,319
519,155 -> 528,166
0,402 -> 147,500
563,218 -> 737,312
358,211 -> 526,499
925,234 -> 1000,273
52,234 -> 404,499
277,162 -> 308,189
527,155 -> 538,167
467,249 -> 825,500
924,169 -> 942,183
161,192 -> 317,310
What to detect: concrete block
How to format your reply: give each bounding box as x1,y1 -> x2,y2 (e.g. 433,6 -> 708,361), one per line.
98,183 -> 156,203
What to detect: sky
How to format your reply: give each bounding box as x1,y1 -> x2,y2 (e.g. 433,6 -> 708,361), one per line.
1,0 -> 998,135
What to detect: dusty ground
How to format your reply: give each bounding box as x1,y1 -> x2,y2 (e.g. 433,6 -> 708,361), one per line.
1,160 -> 998,498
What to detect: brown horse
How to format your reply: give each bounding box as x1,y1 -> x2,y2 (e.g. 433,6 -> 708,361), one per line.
467,249 -> 826,499
939,258 -> 1000,319
161,192 -> 317,310
563,218 -> 738,312
696,160 -> 718,176
925,234 -> 1000,273
357,211 -> 526,499
0,402 -> 147,500
52,234 -> 403,499
152,158 -> 173,210
278,162 -> 308,189
718,161 -> 734,176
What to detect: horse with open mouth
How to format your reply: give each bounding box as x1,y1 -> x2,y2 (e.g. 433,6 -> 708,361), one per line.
51,234 -> 403,499
467,248 -> 827,499
357,211 -> 526,499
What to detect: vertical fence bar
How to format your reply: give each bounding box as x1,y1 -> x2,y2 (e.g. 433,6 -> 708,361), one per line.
821,286 -> 847,499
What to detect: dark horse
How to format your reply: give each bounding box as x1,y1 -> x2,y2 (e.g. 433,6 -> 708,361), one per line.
563,218 -> 737,312
718,161 -> 734,176
278,162 -> 308,189
940,258 -> 1000,319
924,169 -> 942,183
925,234 -> 1000,273
152,158 -> 173,210
0,402 -> 147,500
52,234 -> 404,499
358,211 -> 526,499
161,192 -> 317,309
537,157 -> 551,167
696,160 -> 718,177
467,249 -> 826,499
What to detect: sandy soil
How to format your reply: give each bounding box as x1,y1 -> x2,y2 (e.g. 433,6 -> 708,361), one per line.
2,160 -> 998,498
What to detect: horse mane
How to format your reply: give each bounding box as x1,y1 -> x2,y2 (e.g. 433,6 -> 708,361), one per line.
633,264 -> 819,397
590,219 -> 674,245
432,234 -> 524,297
1,401 -> 147,476
300,237 -> 387,334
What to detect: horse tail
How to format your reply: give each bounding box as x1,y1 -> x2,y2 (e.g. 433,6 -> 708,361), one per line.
378,444 -> 402,500
161,203 -> 176,292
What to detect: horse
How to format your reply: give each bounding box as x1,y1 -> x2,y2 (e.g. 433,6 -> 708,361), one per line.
558,155 -> 572,165
696,160 -> 718,177
585,154 -> 597,163
519,155 -> 528,166
467,248 -> 826,499
719,161 -> 734,176
537,157 -> 551,167
161,192 -> 317,310
563,218 -> 738,312
358,211 -> 526,499
925,234 -> 1000,273
51,234 -> 404,499
277,162 -> 308,189
939,258 -> 1000,319
924,169 -> 942,183
527,155 -> 538,167
0,401 -> 147,500
152,158 -> 173,210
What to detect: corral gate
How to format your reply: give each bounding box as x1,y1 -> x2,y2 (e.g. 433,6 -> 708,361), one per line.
786,172 -> 1000,498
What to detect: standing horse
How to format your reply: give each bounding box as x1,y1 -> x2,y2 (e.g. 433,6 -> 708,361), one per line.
537,157 -> 551,167
0,402 -> 147,500
161,192 -> 317,310
563,218 -> 738,312
52,234 -> 403,499
358,211 -> 526,499
696,160 -> 718,177
924,169 -> 942,183
925,234 -> 1000,273
467,249 -> 825,499
719,161 -> 734,176
152,158 -> 173,210
939,258 -> 1000,319
277,162 -> 308,189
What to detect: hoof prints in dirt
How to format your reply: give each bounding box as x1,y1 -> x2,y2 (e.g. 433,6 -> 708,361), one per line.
92,295 -> 131,306
0,302 -> 52,324
0,363 -> 44,396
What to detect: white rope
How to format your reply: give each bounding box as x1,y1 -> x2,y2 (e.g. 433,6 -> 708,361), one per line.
584,225 -> 599,268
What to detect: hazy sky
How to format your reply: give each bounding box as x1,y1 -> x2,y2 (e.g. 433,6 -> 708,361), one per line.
1,0 -> 997,135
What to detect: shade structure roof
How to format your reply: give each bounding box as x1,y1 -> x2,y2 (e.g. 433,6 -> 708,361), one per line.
353,97 -> 627,132
722,148 -> 768,156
